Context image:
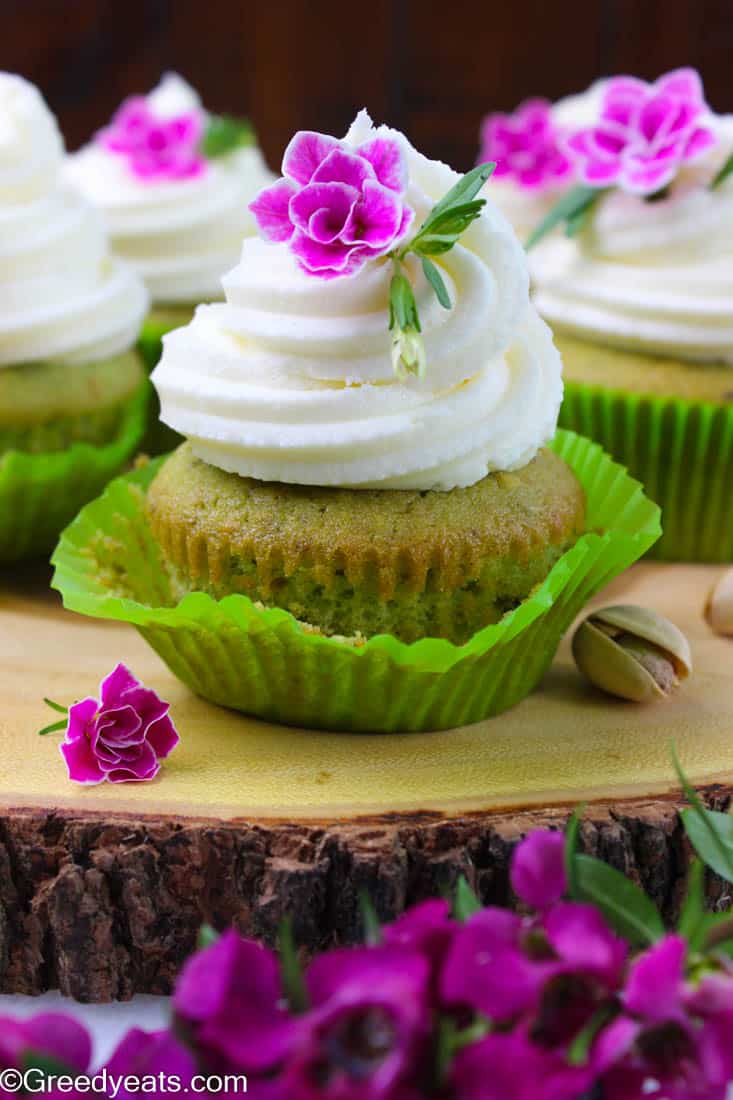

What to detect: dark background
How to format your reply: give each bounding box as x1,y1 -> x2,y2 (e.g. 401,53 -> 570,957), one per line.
4,0 -> 733,172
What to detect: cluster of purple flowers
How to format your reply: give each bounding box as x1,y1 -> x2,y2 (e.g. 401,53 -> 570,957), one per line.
3,828 -> 733,1100
479,67 -> 717,196
99,97 -> 206,181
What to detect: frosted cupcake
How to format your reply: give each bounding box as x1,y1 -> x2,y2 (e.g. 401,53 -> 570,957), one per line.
0,73 -> 148,563
53,112 -> 660,731
65,74 -> 273,449
529,68 -> 733,561
477,86 -> 602,247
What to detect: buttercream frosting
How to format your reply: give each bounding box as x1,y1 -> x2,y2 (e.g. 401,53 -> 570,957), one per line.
153,111 -> 563,491
65,74 -> 274,305
0,73 -> 147,368
534,116 -> 733,363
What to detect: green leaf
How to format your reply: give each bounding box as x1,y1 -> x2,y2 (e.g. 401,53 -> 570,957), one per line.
678,859 -> 707,950
567,1007 -> 614,1066
197,923 -> 220,950
564,804 -> 586,901
427,161 -> 495,220
711,151 -> 733,190
525,185 -> 605,251
43,697 -> 69,715
422,258 -> 451,309
453,875 -> 481,922
358,890 -> 382,945
574,854 -> 664,946
673,747 -> 733,885
22,1050 -> 74,1078
37,719 -> 67,737
388,269 -> 420,333
277,916 -> 308,1013
201,114 -> 256,158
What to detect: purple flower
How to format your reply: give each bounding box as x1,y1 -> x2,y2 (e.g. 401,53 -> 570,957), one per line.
0,1014 -> 91,1098
383,899 -> 456,973
440,901 -> 626,1043
450,1032 -> 593,1100
281,945 -> 431,1099
510,829 -> 567,909
60,664 -> 179,784
594,935 -> 733,1099
104,1029 -> 198,1098
479,99 -> 573,191
566,68 -> 717,195
249,129 -> 413,280
98,96 -> 206,181
173,930 -> 300,1074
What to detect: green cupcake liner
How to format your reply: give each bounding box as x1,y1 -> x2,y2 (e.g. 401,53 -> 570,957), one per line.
559,383 -> 733,563
138,309 -> 194,457
0,384 -> 148,565
51,431 -> 660,732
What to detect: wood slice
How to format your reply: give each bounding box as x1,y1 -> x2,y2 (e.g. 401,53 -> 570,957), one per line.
0,562 -> 731,1002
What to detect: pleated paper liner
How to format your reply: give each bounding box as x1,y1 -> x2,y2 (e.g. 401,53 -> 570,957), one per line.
0,384 -> 148,565
559,382 -> 733,563
137,308 -> 194,457
51,431 -> 660,733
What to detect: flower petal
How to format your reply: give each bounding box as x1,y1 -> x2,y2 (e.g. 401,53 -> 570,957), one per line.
146,713 -> 180,760
510,829 -> 567,908
657,67 -> 706,104
106,740 -> 160,783
289,181 -> 358,239
66,697 -> 98,743
60,738 -> 106,785
311,147 -> 376,189
282,130 -> 341,185
290,228 -> 367,278
100,663 -> 140,707
249,179 -> 297,243
357,135 -> 408,192
623,934 -> 687,1022
544,902 -> 627,986
341,180 -> 406,249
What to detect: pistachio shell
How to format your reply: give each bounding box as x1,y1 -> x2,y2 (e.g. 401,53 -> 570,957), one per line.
586,604 -> 692,678
706,569 -> 733,637
572,604 -> 691,703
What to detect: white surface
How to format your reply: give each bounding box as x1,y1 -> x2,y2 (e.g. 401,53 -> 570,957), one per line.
0,993 -> 170,1063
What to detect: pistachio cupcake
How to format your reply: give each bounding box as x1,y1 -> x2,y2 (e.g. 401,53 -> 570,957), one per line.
53,111 -> 660,731
65,73 -> 273,450
530,68 -> 733,561
0,73 -> 148,563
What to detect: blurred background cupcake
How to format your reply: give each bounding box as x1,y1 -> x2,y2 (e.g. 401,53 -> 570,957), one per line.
0,72 -> 148,564
529,69 -> 733,562
65,73 -> 273,450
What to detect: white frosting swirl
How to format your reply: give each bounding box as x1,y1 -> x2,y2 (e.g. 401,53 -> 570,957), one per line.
153,112 -> 562,491
534,116 -> 733,364
64,74 -> 274,305
0,73 -> 147,368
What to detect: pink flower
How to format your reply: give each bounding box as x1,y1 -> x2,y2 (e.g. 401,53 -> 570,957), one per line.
478,99 -> 573,191
98,96 -> 206,181
249,129 -> 413,280
60,664 -> 179,784
510,829 -> 567,909
450,1032 -> 594,1100
566,68 -> 717,195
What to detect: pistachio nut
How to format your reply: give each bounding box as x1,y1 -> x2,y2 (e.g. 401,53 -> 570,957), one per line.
705,569 -> 733,637
572,604 -> 692,703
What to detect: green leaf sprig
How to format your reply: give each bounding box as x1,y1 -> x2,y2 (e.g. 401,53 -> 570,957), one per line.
711,151 -> 733,191
37,696 -> 69,737
201,114 -> 256,159
387,162 -> 495,379
525,184 -> 606,251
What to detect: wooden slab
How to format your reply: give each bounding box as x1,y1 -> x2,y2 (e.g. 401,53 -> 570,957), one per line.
0,562 -> 731,1001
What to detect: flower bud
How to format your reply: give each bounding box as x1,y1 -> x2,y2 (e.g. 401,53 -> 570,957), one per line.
391,327 -> 426,381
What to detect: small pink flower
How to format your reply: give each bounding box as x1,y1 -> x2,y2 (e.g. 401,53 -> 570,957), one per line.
98,96 -> 206,182
478,99 -> 573,191
249,128 -> 413,280
60,664 -> 179,784
566,68 -> 717,195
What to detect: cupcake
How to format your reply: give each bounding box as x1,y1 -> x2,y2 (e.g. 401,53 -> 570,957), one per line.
65,73 -> 273,450
0,73 -> 148,564
53,111 -> 660,731
530,68 -> 733,562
